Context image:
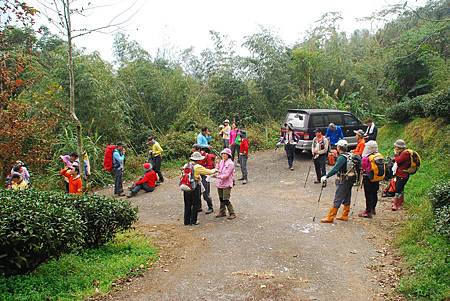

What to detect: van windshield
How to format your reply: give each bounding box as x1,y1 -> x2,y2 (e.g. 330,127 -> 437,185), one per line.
285,113 -> 306,128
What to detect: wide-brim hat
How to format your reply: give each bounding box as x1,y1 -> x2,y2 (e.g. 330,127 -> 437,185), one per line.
363,140 -> 378,157
354,129 -> 365,137
190,151 -> 205,161
220,148 -> 232,157
394,139 -> 407,148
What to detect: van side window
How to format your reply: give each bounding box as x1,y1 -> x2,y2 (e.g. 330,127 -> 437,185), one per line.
310,115 -> 326,128
344,114 -> 359,126
327,114 -> 343,126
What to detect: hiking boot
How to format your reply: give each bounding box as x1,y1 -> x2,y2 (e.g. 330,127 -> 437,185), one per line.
205,208 -> 214,215
226,201 -> 235,216
243,180 -> 247,185
314,180 -> 320,184
227,214 -> 236,220
336,204 -> 351,221
320,207 -> 338,223
358,210 -> 372,218
237,177 -> 244,181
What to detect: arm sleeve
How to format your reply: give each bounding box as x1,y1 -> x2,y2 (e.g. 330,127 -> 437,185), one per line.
196,165 -> 215,176
60,169 -> 69,177
135,173 -> 148,185
326,155 -> 346,178
113,151 -> 124,162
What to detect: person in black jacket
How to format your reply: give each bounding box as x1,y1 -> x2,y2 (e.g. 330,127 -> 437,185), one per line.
364,118 -> 377,141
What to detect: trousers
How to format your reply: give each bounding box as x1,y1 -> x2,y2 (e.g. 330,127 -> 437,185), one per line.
332,178 -> 353,208
183,185 -> 201,225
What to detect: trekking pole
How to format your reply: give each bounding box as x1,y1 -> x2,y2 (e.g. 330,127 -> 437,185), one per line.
304,164 -> 312,188
312,181 -> 327,222
350,176 -> 364,217
210,147 -> 221,157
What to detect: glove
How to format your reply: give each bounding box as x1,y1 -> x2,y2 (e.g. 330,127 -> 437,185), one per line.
276,142 -> 281,147
392,162 -> 398,174
320,176 -> 327,184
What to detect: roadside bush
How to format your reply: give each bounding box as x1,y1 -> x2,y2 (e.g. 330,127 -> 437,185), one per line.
0,190 -> 85,276
0,189 -> 138,275
245,122 -> 280,151
434,206 -> 450,240
387,97 -> 425,123
425,89 -> 450,121
429,181 -> 450,210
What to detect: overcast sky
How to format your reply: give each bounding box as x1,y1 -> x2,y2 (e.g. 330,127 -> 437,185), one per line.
31,0 -> 427,62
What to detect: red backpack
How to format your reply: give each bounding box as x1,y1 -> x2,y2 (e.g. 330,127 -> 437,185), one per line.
179,163 -> 197,192
103,145 -> 116,172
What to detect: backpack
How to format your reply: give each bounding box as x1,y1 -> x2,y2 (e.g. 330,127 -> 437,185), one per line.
103,145 -> 116,172
342,153 -> 361,180
328,149 -> 338,166
179,163 -> 197,192
385,157 -> 395,180
368,153 -> 386,182
382,178 -> 396,197
404,149 -> 421,175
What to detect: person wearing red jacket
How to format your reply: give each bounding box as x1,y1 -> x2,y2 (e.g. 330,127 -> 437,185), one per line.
192,144 -> 216,214
128,163 -> 158,198
391,139 -> 411,210
238,130 -> 249,184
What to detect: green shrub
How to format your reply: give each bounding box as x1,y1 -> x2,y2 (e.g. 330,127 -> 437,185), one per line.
429,181 -> 450,210
0,190 -> 85,276
387,97 -> 425,123
0,190 -> 138,275
425,89 -> 450,121
434,206 -> 450,240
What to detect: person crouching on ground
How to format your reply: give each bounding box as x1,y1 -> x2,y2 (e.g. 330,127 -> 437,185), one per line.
215,148 -> 236,219
320,140 -> 355,223
192,144 -> 216,214
183,152 -> 216,226
128,163 -> 158,198
392,139 -> 411,211
238,130 -> 249,184
277,123 -> 299,170
358,140 -> 381,218
10,172 -> 29,190
311,128 -> 329,184
59,164 -> 82,194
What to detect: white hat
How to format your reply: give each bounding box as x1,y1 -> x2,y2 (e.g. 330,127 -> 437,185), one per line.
336,139 -> 348,147
190,151 -> 205,161
362,140 -> 378,157
224,119 -> 230,123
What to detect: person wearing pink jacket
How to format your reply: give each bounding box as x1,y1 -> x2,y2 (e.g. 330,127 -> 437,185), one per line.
215,148 -> 236,219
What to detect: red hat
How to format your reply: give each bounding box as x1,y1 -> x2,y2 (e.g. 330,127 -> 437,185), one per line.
143,162 -> 152,170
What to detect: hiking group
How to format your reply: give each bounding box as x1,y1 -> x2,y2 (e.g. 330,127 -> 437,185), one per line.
277,120 -> 420,223
5,116 -> 419,227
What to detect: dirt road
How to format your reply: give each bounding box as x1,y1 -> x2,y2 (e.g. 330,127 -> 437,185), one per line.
102,151 -> 404,301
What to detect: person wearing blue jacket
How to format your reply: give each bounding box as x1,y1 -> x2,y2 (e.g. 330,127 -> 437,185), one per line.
325,123 -> 344,147
197,127 -> 212,149
113,142 -> 126,197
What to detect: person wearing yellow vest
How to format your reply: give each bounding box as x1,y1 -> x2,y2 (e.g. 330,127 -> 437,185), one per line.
147,136 -> 164,183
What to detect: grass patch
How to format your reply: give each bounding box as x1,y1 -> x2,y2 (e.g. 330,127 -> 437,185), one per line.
0,231 -> 157,301
378,118 -> 450,301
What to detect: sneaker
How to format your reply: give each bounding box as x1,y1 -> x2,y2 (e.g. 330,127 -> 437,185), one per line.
192,221 -> 200,226
205,208 -> 214,214
243,180 -> 247,185
215,213 -> 226,218
227,214 -> 236,220
290,167 -> 294,171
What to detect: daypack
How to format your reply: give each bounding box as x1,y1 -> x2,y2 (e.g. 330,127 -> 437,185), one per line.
404,149 -> 421,175
368,153 -> 386,182
385,157 -> 395,180
342,153 -> 361,180
103,145 -> 116,172
179,163 -> 197,192
382,177 -> 396,197
328,149 -> 338,166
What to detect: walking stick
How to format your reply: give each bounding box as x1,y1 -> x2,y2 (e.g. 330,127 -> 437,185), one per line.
304,164 -> 312,188
350,176 -> 364,217
312,181 -> 327,222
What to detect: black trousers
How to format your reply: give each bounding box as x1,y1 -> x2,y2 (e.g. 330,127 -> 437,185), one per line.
285,144 -> 295,168
113,168 -> 124,195
152,155 -> 164,182
183,185 -> 201,225
201,175 -> 213,209
363,177 -> 379,212
395,175 -> 409,197
313,154 -> 327,181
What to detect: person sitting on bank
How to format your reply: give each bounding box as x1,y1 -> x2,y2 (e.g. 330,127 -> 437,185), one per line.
10,172 -> 29,191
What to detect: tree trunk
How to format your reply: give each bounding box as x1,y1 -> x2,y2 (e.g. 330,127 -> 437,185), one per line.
65,0 -> 85,183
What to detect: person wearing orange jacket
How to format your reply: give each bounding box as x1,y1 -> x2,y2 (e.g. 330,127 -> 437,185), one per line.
59,165 -> 82,194
238,130 -> 249,184
352,129 -> 366,156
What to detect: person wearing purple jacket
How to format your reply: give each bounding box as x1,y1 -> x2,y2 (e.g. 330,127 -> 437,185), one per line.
214,148 -> 236,220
